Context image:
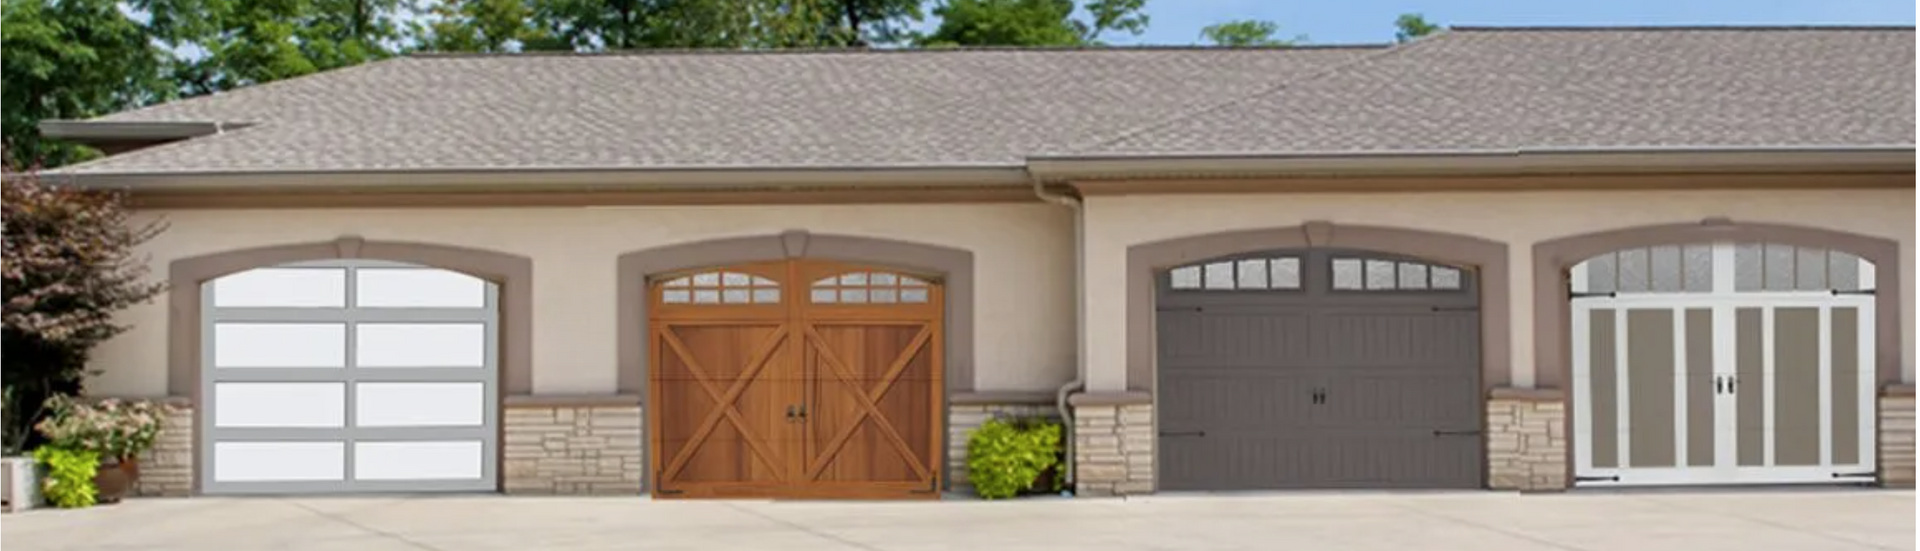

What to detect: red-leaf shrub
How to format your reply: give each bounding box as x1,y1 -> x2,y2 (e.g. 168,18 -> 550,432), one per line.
1,163 -> 165,454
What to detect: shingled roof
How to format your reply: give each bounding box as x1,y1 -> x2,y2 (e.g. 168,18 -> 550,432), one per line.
44,26 -> 1916,182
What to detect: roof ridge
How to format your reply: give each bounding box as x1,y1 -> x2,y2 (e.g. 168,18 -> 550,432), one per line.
1450,24 -> 1916,32
405,43 -> 1393,59
1063,30 -> 1454,156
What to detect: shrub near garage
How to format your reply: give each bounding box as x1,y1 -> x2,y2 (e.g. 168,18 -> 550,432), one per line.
965,416 -> 1064,499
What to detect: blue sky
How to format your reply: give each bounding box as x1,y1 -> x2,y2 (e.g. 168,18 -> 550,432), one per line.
1106,0 -> 1917,45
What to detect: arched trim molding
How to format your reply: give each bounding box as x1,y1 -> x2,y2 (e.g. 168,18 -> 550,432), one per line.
1125,221 -> 1512,391
615,230 -> 976,397
1533,219 -> 1903,390
167,236 -> 535,397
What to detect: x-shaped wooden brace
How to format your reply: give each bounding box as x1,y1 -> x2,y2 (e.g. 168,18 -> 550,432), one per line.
658,325 -> 789,483
803,324 -> 934,482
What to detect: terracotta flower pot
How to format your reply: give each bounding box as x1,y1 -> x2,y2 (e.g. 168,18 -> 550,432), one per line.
92,457 -> 140,504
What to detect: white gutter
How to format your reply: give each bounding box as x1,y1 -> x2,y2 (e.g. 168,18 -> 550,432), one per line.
1027,146 -> 1916,180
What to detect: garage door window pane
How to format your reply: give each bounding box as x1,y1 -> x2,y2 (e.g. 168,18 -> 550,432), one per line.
214,323 -> 347,368
1399,263 -> 1429,289
1169,266 -> 1201,289
356,324 -> 485,368
214,442 -> 345,482
1332,259 -> 1363,290
1431,267 -> 1462,289
355,383 -> 484,427
1203,262 -> 1235,289
355,269 -> 487,308
214,383 -> 346,428
1236,260 -> 1269,289
1364,260 -> 1396,289
354,441 -> 482,481
213,268 -> 346,308
1270,258 -> 1301,289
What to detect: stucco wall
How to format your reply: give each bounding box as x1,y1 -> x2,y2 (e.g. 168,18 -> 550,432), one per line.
1081,188 -> 1916,392
89,203 -> 1076,396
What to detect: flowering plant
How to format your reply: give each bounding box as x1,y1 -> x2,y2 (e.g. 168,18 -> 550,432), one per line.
33,395 -> 173,461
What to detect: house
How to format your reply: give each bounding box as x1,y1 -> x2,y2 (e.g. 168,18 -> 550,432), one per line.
39,26 -> 1915,499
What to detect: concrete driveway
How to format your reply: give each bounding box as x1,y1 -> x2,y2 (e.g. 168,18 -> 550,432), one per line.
2,489 -> 1912,551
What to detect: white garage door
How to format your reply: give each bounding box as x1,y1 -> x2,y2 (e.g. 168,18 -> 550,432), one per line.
1571,242 -> 1876,487
200,260 -> 498,494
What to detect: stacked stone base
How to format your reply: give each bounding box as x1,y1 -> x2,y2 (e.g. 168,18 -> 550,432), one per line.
503,403 -> 644,495
947,403 -> 1059,492
1879,391 -> 1915,488
1072,401 -> 1153,497
132,402 -> 194,497
1486,392 -> 1567,492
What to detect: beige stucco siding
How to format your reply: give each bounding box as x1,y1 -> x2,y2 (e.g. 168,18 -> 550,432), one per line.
89,204 -> 1076,397
1081,188 -> 1916,392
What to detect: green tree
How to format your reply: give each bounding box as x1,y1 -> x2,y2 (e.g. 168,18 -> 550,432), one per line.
917,0 -> 1146,47
1394,13 -> 1439,43
159,0 -> 419,94
1199,19 -> 1302,46
0,0 -> 169,167
424,0 -> 543,52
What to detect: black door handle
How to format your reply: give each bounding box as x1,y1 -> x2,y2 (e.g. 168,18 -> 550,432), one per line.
1714,376 -> 1724,394
795,404 -> 807,421
786,405 -> 797,422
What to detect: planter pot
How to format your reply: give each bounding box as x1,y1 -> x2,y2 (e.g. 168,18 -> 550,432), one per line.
1,457 -> 39,513
92,456 -> 140,504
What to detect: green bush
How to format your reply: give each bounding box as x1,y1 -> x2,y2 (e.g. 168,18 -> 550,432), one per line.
34,446 -> 98,508
965,416 -> 1063,500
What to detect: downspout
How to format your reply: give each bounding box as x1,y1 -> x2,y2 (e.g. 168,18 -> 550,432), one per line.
1031,174 -> 1086,493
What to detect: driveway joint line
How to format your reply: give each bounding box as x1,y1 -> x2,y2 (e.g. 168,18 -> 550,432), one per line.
288,499 -> 449,551
723,502 -> 889,551
1380,497 -> 1596,551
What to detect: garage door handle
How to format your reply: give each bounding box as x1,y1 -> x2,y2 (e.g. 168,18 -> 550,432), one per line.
1160,430 -> 1206,437
1432,430 -> 1482,437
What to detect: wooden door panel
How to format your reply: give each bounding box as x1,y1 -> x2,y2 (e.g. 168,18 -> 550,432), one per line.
652,322 -> 796,493
802,324 -> 937,487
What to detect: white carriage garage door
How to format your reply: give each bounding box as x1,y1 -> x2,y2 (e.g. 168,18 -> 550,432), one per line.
1571,242 -> 1876,487
200,260 -> 498,494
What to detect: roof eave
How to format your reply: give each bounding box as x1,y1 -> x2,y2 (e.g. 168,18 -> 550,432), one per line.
1027,146 -> 1919,180
32,164 -> 1034,192
38,120 -> 253,146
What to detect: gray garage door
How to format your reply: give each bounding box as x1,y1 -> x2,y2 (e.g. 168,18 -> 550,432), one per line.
200,259 -> 499,494
1156,249 -> 1482,491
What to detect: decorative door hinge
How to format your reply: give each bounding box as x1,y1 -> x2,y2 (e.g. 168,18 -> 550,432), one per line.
657,488 -> 685,495
1574,475 -> 1620,482
1832,289 -> 1876,296
1570,291 -> 1617,299
1432,429 -> 1482,437
1831,471 -> 1877,479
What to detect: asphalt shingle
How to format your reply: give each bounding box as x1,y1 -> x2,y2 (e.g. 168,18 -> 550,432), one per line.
1087,27 -> 1917,155
65,47 -> 1376,173
57,27 -> 1916,175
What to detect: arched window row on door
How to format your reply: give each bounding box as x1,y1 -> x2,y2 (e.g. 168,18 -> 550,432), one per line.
659,271 -> 781,304
1575,243 -> 1875,295
1169,257 -> 1303,291
1168,255 -> 1463,292
811,271 -> 931,304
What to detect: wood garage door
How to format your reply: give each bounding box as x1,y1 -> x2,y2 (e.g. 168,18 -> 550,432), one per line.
200,260 -> 499,494
1156,249 -> 1482,491
649,260 -> 943,499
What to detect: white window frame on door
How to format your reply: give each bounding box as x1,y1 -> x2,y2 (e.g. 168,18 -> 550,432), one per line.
1570,242 -> 1876,487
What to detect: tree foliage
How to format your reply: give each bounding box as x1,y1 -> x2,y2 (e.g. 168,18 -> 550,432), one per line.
917,0 -> 1145,47
1,166 -> 167,454
160,0 -> 420,95
0,0 -> 169,167
1394,13 -> 1439,43
1199,19 -> 1301,47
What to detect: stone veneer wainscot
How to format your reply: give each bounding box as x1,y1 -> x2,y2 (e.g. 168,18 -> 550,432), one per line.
1880,386 -> 1915,488
1486,389 -> 1568,492
502,398 -> 644,495
1071,395 -> 1154,497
